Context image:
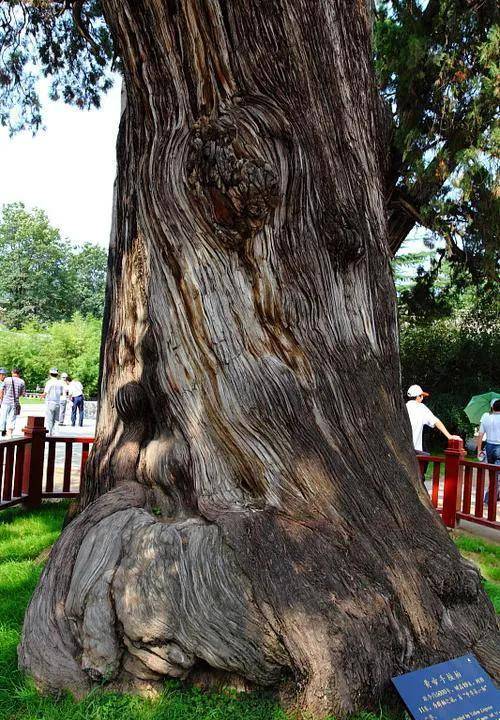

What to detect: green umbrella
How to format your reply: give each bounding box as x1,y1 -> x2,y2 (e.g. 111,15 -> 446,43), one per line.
464,392 -> 500,425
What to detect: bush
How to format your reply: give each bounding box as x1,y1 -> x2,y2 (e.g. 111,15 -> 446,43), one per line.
400,316 -> 499,443
0,314 -> 101,397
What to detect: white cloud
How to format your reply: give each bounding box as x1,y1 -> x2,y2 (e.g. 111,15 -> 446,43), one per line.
0,81 -> 121,249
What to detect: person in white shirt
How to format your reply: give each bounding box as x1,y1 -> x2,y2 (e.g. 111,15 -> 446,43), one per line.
476,400 -> 500,459
58,372 -> 69,426
68,377 -> 85,427
405,385 -> 461,481
42,368 -> 65,436
476,399 -> 500,502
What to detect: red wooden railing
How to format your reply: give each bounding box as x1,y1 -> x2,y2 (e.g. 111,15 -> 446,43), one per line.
0,437 -> 30,509
457,459 -> 499,530
0,416 -> 93,510
0,420 -> 497,533
43,436 -> 93,499
418,438 -> 499,531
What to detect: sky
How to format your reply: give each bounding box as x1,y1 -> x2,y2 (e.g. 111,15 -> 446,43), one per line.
0,81 -> 122,249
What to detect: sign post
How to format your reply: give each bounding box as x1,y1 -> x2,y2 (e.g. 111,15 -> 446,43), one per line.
393,654 -> 499,720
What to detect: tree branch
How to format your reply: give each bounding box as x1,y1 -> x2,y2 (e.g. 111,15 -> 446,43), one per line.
385,127 -> 468,255
71,0 -> 100,54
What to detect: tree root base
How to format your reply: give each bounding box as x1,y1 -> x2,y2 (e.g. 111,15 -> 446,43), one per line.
19,483 -> 500,718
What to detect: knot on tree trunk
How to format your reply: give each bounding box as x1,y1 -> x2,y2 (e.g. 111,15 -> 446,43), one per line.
115,381 -> 151,424
187,115 -> 280,245
320,206 -> 366,267
428,554 -> 482,603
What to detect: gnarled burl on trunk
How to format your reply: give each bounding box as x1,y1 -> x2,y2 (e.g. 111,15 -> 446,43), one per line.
19,1 -> 499,717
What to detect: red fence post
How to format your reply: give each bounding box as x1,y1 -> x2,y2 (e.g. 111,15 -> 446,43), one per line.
442,438 -> 465,528
22,416 -> 47,509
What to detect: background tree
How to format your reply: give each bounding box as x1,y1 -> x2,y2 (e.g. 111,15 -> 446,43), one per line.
67,243 -> 108,317
375,0 -> 499,276
0,313 -> 101,395
1,2 -> 497,718
392,243 -> 434,294
0,0 -> 114,134
394,247 -> 499,440
0,202 -> 70,327
0,202 -> 108,327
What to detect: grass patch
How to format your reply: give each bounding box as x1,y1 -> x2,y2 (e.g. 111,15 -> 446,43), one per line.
0,503 -> 68,562
453,532 -> 500,612
0,505 -> 497,719
19,397 -> 44,405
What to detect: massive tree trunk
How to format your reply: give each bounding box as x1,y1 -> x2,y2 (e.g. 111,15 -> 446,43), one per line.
20,1 -> 499,716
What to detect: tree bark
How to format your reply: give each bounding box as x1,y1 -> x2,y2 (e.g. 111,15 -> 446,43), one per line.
20,1 -> 499,716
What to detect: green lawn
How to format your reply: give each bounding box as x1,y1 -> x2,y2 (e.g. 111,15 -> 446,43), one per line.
19,397 -> 44,405
452,532 -> 500,612
0,504 -> 497,720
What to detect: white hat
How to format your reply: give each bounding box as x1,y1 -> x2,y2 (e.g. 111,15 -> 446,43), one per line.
49,367 -> 58,376
61,373 -> 68,379
407,384 -> 429,398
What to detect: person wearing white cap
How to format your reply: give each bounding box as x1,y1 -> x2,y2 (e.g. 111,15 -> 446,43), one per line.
406,384 -> 460,458
58,372 -> 69,426
41,368 -> 65,436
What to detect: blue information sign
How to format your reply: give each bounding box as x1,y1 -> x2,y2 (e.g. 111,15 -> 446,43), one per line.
392,654 -> 499,720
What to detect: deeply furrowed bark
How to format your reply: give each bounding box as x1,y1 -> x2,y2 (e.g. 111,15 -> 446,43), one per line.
20,1 -> 499,717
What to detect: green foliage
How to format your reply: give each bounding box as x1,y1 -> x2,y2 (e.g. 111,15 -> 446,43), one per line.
453,532 -> 500,612
0,1 -> 114,134
394,232 -> 499,327
398,259 -> 497,325
0,314 -> 102,396
375,0 -> 499,277
68,243 -> 108,318
47,313 -> 102,395
392,244 -> 434,293
400,312 -> 499,437
0,204 -> 105,397
0,203 -> 107,328
0,202 -> 70,328
0,322 -> 48,392
396,239 -> 499,443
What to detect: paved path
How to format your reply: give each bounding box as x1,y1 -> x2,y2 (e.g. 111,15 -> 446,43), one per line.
14,402 -> 96,438
13,403 -> 96,493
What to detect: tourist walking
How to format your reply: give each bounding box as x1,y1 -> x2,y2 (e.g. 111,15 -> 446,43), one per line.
476,398 -> 500,502
406,384 -> 460,453
0,368 -> 7,393
68,377 -> 85,427
0,368 -> 26,438
406,384 -> 460,480
42,368 -> 65,436
59,372 -> 69,425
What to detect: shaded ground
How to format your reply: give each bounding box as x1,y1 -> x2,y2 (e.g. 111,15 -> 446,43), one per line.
0,504 -> 497,720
